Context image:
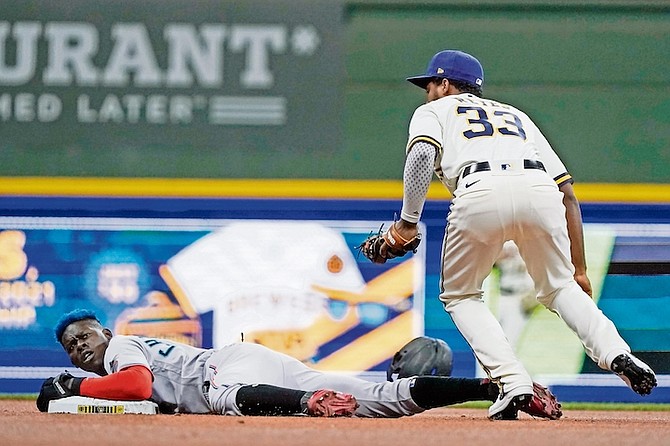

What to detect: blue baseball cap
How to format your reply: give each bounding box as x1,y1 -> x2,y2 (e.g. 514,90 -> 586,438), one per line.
406,50 -> 484,89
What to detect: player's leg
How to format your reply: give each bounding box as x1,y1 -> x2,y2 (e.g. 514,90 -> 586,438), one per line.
207,342 -> 498,417
514,179 -> 631,367
406,376 -> 498,408
234,384 -> 356,417
410,377 -> 561,420
203,341 -> 409,417
271,347 -> 421,418
514,176 -> 656,394
204,343 -> 357,416
284,362 -> 499,418
438,183 -> 534,417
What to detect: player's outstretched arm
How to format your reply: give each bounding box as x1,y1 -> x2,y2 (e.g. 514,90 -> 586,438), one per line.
79,365 -> 153,400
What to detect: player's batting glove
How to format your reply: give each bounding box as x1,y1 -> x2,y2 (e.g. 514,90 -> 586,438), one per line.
36,373 -> 84,412
359,220 -> 421,264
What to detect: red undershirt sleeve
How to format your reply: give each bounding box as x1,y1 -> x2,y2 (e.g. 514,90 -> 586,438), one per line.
79,365 -> 153,400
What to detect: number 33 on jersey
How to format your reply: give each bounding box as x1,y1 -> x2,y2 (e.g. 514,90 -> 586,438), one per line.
407,93 -> 568,193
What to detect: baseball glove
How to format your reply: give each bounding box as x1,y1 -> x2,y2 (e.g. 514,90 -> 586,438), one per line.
359,221 -> 421,264
36,372 -> 84,412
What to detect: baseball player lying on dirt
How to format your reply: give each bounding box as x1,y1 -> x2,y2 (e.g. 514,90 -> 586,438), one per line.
37,309 -> 561,419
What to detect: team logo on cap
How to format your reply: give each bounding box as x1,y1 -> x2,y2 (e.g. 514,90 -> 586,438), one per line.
437,68 -> 444,74
475,78 -> 483,85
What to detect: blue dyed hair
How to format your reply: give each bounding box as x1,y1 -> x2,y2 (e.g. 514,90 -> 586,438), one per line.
54,309 -> 100,344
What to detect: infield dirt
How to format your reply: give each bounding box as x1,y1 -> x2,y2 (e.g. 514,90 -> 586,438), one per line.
2,400 -> 669,446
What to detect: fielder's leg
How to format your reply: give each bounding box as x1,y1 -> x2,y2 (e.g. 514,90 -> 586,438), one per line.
514,180 -> 657,395
439,183 -> 534,418
205,343 -> 358,416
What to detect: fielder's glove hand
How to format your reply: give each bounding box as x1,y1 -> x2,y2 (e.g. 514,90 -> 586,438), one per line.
359,221 -> 421,264
36,372 -> 85,412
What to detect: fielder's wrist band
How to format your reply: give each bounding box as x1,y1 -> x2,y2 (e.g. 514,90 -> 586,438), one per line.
400,210 -> 420,224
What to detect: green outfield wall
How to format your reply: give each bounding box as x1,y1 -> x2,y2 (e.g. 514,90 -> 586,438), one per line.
344,1 -> 670,183
0,0 -> 668,183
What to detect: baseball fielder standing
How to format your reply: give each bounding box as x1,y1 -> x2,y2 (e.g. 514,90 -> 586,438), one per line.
363,49 -> 657,420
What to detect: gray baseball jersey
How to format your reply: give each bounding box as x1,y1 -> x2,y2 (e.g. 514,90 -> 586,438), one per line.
103,335 -> 213,414
104,336 -> 424,417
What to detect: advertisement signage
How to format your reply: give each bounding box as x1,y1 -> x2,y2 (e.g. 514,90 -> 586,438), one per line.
0,0 -> 344,175
0,217 -> 425,392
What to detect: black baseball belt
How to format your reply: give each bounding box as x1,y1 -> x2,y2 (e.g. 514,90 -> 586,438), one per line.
461,159 -> 546,179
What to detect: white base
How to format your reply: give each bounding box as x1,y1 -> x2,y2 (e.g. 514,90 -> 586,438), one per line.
48,396 -> 158,414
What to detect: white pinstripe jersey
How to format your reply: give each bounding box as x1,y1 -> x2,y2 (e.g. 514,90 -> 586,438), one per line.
406,93 -> 572,194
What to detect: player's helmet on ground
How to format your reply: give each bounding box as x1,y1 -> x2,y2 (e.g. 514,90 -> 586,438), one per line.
387,336 -> 454,381
406,49 -> 484,90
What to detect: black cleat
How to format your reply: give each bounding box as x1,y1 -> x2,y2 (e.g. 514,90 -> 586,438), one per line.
489,393 -> 532,420
611,354 -> 657,396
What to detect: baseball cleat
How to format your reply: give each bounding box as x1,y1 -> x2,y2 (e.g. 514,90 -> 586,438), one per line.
611,354 -> 657,396
520,382 -> 562,420
305,389 -> 358,417
488,390 -> 532,420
